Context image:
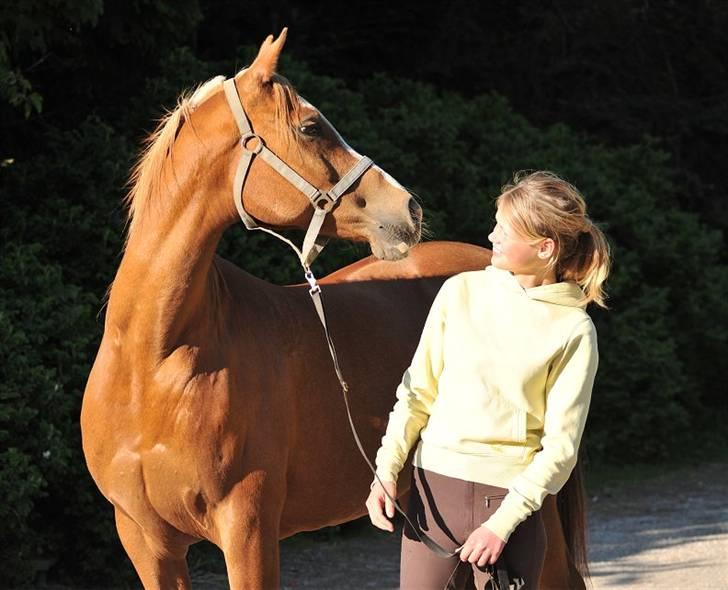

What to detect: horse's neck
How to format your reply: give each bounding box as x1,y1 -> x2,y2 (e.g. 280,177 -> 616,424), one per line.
108,202 -> 227,363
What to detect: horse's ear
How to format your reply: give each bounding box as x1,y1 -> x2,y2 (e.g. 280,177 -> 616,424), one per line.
248,28 -> 288,83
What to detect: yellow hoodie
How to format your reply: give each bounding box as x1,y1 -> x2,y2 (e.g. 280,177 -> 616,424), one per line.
374,265 -> 599,542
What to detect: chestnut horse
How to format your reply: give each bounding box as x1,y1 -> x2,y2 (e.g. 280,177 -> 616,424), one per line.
81,31 -> 587,589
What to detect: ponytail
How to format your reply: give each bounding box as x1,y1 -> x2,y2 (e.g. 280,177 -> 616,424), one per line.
559,220 -> 612,309
496,171 -> 612,309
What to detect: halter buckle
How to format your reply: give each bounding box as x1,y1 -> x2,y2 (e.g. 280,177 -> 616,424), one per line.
304,270 -> 321,295
312,191 -> 335,212
240,132 -> 264,154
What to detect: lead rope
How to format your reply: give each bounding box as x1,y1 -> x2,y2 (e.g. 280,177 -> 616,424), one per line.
219,77 -> 451,554
306,270 -> 520,590
304,269 -> 462,561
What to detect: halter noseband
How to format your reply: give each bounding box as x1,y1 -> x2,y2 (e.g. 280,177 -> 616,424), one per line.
222,77 -> 373,269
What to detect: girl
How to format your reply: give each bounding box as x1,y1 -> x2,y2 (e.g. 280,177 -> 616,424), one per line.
366,171 -> 611,589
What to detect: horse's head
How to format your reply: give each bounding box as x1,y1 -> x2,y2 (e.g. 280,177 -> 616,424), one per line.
198,30 -> 422,261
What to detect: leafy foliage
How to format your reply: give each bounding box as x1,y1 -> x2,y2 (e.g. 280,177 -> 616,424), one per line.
0,243 -> 122,585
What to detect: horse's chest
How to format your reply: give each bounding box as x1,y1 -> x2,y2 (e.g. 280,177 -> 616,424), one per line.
87,344 -> 239,483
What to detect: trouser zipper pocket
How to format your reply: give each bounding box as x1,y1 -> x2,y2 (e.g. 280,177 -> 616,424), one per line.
484,494 -> 507,508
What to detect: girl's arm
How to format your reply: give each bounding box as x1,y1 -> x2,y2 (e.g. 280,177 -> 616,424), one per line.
373,277 -> 454,485
482,318 -> 599,542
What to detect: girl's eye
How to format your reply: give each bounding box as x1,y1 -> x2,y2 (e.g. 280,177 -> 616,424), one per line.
299,121 -> 322,137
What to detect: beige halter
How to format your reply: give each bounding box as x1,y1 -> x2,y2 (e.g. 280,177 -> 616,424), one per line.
222,77 -> 373,270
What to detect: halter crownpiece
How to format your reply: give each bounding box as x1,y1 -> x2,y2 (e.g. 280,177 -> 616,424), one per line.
222,77 -> 373,268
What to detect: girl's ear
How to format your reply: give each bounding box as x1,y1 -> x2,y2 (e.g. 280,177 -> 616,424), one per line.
538,238 -> 556,259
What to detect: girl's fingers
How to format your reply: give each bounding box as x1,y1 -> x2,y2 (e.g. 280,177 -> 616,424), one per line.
459,546 -> 471,562
384,495 -> 395,518
367,492 -> 394,532
372,514 -> 389,530
374,508 -> 394,531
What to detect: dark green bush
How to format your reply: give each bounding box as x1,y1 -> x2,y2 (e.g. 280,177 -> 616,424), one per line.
0,243 -> 116,585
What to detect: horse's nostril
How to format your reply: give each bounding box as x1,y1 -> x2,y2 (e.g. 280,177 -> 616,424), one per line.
408,197 -> 423,223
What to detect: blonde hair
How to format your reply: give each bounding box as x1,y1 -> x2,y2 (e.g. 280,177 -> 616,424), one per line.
495,171 -> 612,309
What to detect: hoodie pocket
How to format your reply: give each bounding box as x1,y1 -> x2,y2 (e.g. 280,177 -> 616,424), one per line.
507,405 -> 527,443
426,388 -> 528,455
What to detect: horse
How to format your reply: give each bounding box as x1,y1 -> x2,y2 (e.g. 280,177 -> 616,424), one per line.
81,30 -> 587,589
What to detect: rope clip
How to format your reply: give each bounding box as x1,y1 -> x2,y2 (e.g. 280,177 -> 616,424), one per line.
304,269 -> 321,295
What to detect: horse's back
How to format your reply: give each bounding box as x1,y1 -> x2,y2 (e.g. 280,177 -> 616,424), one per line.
320,241 -> 491,283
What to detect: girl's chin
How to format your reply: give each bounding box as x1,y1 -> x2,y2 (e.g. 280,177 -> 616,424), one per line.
490,257 -> 514,273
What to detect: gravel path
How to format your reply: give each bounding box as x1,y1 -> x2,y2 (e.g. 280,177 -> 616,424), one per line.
586,461 -> 728,589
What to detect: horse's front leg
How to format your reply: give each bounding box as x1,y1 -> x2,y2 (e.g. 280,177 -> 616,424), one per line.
216,471 -> 285,590
114,507 -> 193,590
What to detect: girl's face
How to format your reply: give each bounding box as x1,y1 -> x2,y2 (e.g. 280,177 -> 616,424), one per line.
487,210 -> 550,276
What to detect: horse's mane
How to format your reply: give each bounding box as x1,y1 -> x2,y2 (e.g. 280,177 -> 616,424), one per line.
123,71 -> 302,234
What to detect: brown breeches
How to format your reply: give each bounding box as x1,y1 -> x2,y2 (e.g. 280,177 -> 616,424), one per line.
400,467 -> 546,590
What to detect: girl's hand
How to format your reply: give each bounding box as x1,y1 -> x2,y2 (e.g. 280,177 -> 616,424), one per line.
458,525 -> 506,567
365,480 -> 397,532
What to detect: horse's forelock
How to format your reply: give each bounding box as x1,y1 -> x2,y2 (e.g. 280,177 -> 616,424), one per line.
270,73 -> 304,146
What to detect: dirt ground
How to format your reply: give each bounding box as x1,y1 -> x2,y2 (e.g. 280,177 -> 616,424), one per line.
183,461 -> 728,589
586,461 -> 728,589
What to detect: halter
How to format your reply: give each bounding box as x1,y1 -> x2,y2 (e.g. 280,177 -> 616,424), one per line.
222,77 -> 373,269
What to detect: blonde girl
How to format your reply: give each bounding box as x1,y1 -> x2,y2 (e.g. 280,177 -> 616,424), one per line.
366,171 -> 611,589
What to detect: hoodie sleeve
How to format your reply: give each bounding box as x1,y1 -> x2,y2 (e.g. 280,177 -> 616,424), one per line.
374,278 -> 453,484
482,318 -> 599,542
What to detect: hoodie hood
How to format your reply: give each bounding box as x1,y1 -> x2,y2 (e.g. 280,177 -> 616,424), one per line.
485,265 -> 587,308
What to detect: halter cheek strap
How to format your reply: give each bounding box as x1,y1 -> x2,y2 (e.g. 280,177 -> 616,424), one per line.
222,77 -> 373,268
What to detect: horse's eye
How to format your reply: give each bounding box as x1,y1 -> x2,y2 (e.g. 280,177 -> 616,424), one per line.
299,121 -> 322,137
